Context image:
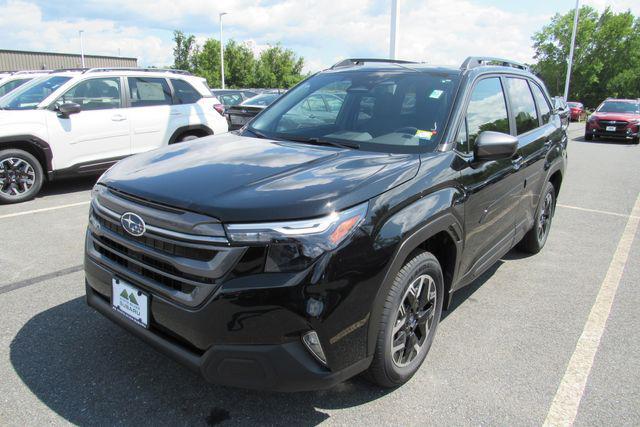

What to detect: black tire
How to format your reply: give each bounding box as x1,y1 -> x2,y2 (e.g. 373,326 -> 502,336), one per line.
366,251 -> 444,388
584,133 -> 593,141
632,136 -> 639,145
518,181 -> 556,254
0,149 -> 44,204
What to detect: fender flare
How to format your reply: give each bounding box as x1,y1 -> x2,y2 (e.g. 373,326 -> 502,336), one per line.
168,125 -> 214,145
0,135 -> 53,176
366,211 -> 463,356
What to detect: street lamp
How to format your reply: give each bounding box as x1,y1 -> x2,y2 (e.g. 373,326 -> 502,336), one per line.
79,30 -> 85,68
563,0 -> 580,100
219,12 -> 228,89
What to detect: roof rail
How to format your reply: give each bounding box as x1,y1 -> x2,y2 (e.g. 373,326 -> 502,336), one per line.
461,56 -> 529,71
14,69 -> 53,75
331,58 -> 419,69
51,68 -> 90,73
83,67 -> 192,75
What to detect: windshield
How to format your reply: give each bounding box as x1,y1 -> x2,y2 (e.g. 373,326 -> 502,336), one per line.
0,78 -> 32,97
0,76 -> 71,110
241,93 -> 279,106
249,70 -> 460,152
597,101 -> 639,114
567,102 -> 582,108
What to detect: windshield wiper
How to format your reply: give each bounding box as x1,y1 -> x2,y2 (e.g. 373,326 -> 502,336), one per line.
282,135 -> 360,150
244,127 -> 271,139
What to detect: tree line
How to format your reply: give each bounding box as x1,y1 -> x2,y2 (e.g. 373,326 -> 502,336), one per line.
532,6 -> 640,107
172,30 -> 306,89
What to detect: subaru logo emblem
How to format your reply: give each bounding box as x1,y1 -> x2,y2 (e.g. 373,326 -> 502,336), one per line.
121,212 -> 146,237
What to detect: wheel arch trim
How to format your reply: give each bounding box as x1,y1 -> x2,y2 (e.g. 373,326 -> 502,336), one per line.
168,125 -> 214,145
0,135 -> 53,177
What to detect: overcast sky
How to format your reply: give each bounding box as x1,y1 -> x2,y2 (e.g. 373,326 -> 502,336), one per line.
0,0 -> 638,72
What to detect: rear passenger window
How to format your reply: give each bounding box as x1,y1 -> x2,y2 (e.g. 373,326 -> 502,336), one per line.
530,83 -> 551,124
128,77 -> 172,107
171,79 -> 202,104
457,77 -> 510,153
506,78 -> 538,134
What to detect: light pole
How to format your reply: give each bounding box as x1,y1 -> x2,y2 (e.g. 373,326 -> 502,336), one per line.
219,12 -> 228,89
389,0 -> 399,59
79,30 -> 85,68
563,0 -> 580,100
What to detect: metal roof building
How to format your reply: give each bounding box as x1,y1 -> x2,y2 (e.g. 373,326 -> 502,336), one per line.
0,49 -> 137,71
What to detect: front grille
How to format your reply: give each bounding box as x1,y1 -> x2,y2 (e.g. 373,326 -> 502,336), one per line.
599,120 -> 628,128
95,214 -> 216,261
87,187 -> 245,307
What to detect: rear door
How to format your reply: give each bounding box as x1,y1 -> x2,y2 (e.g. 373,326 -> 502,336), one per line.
504,77 -> 552,239
456,76 -> 522,281
126,76 -> 176,154
45,76 -> 130,170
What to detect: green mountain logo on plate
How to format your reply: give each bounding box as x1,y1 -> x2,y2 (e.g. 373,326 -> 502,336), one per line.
120,289 -> 129,299
129,293 -> 138,305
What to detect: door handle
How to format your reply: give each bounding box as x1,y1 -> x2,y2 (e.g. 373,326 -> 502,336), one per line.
512,155 -> 524,170
111,115 -> 127,122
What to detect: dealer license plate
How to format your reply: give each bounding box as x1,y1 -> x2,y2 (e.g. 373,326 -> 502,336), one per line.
112,278 -> 149,328
606,126 -> 616,132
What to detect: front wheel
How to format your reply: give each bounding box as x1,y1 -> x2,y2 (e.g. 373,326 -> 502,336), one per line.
0,149 -> 44,204
518,181 -> 556,254
584,133 -> 593,141
366,251 -> 444,388
632,136 -> 639,145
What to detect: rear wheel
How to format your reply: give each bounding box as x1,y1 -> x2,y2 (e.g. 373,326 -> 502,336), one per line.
518,181 -> 556,254
366,251 -> 444,388
0,149 -> 44,204
174,133 -> 201,144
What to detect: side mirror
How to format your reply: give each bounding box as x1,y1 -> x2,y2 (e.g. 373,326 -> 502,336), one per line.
474,131 -> 518,162
57,102 -> 81,118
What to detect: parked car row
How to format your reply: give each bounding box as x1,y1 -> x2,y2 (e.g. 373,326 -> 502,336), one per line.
0,70 -> 54,97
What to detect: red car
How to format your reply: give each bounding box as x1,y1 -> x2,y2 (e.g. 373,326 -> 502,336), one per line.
567,101 -> 584,121
585,98 -> 640,144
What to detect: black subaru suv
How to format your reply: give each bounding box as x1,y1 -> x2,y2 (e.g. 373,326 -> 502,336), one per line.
85,57 -> 567,391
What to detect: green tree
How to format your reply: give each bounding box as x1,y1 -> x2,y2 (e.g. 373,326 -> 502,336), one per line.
254,45 -> 305,88
172,30 -> 198,72
224,40 -> 257,88
532,6 -> 640,107
194,38 -> 221,87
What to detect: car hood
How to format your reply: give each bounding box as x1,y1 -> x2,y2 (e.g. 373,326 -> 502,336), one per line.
100,133 -> 420,222
592,112 -> 640,121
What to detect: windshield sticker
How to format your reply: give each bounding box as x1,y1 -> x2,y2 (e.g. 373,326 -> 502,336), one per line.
429,90 -> 444,99
416,130 -> 433,140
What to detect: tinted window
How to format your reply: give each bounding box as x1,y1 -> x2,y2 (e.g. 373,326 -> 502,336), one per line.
57,77 -> 121,111
597,101 -> 640,114
128,77 -> 172,107
217,93 -> 243,106
0,78 -> 31,97
506,78 -> 538,134
458,77 -> 510,153
171,79 -> 201,104
241,93 -> 278,106
530,83 -> 551,124
0,76 -> 71,110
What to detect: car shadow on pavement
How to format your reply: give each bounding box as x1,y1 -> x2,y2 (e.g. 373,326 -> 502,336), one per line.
575,136 -> 636,146
10,297 -> 393,426
39,175 -> 98,198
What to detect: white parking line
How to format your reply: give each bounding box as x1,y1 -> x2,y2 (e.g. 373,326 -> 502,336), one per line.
544,192 -> 640,426
557,203 -> 640,219
0,201 -> 90,219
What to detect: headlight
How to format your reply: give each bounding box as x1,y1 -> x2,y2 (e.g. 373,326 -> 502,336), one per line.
226,202 -> 368,272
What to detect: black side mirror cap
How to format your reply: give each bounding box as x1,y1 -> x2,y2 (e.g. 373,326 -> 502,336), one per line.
474,131 -> 518,161
57,102 -> 81,118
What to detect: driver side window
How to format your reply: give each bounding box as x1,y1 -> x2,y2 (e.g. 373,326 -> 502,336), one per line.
57,77 -> 122,111
456,77 -> 510,154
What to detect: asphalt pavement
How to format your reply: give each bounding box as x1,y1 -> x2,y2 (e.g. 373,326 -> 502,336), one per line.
0,122 -> 638,426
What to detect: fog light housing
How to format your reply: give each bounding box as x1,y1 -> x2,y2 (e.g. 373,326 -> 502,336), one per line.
302,331 -> 327,366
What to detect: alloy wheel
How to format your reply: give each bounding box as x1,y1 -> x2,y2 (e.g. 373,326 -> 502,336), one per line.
537,191 -> 554,242
391,274 -> 437,368
0,157 -> 36,197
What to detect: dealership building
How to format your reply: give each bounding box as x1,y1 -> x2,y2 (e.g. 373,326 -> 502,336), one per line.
0,49 -> 137,71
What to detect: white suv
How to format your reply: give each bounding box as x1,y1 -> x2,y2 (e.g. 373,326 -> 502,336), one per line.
0,68 -> 228,203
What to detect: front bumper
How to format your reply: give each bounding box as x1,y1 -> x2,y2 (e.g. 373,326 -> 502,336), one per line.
585,123 -> 639,140
86,280 -> 370,391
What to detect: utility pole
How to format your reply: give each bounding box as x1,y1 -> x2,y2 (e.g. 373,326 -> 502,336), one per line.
563,0 -> 580,100
219,12 -> 228,89
79,30 -> 85,68
389,0 -> 399,59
